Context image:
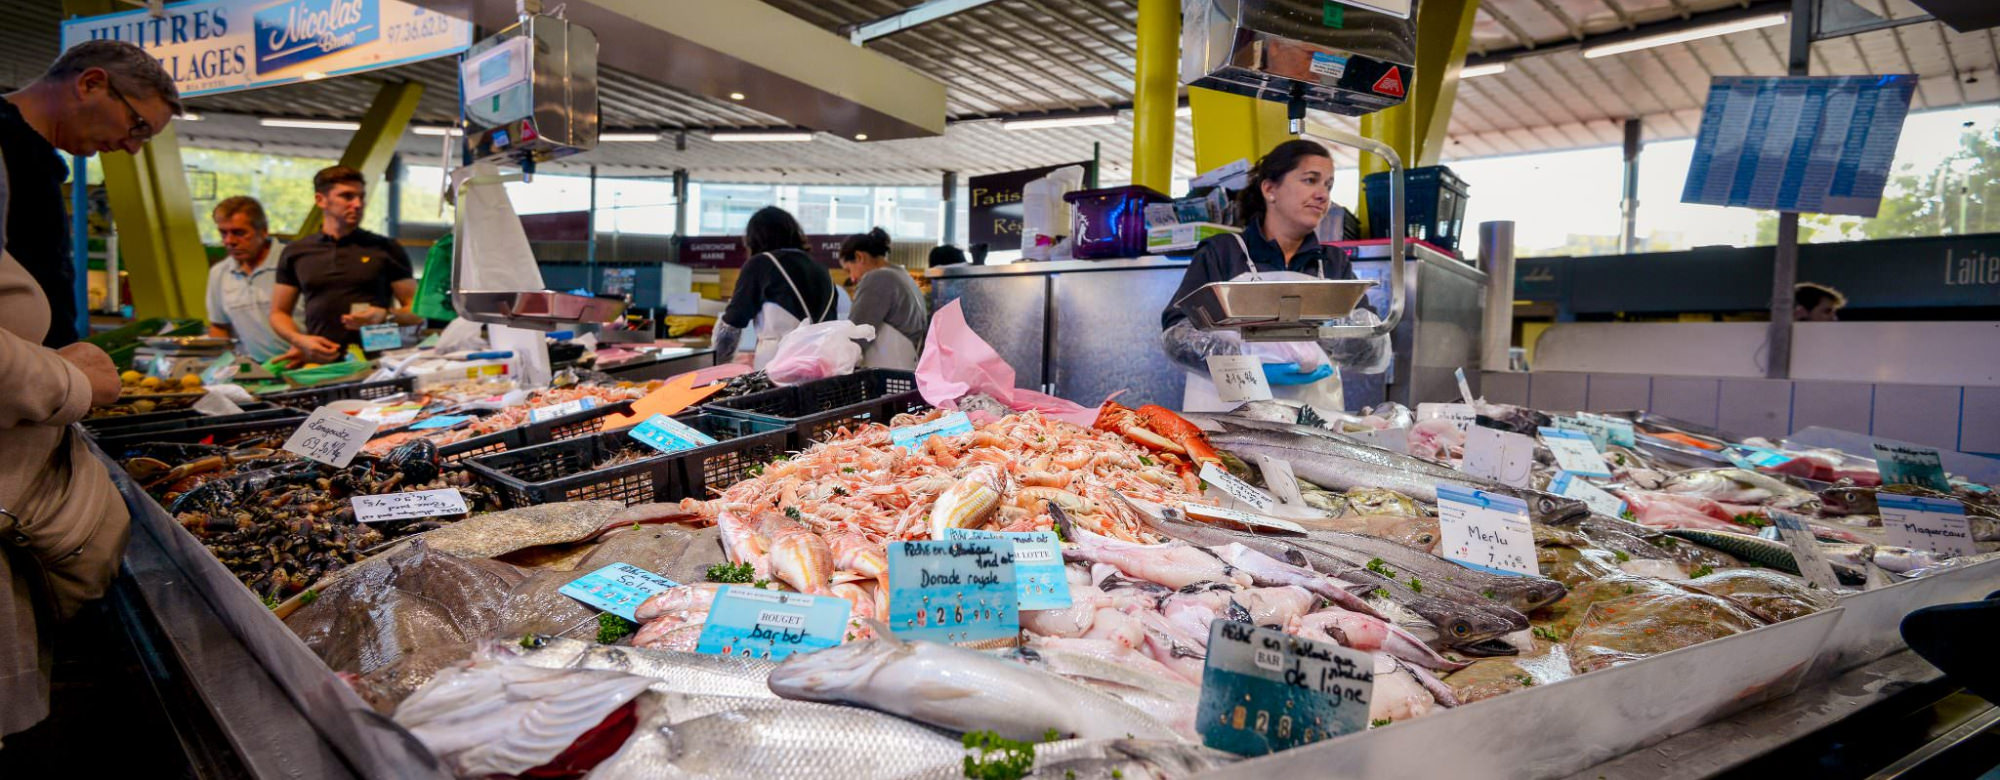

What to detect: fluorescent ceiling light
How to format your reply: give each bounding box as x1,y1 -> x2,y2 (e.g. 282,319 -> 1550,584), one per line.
260,118 -> 360,131
601,131 -> 663,142
1460,62 -> 1507,78
302,71 -> 327,81
728,92 -> 746,100
709,131 -> 815,143
1582,12 -> 1787,58
1002,114 -> 1117,131
178,112 -> 203,121
412,125 -> 463,137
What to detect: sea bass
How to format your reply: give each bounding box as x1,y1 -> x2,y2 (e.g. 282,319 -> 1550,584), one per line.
767,628 -> 1180,742
588,695 -> 965,779
494,636 -> 779,699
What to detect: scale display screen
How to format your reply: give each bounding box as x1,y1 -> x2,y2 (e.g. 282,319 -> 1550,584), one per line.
462,35 -> 533,128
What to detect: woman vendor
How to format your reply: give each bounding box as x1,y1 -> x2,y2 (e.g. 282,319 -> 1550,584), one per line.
712,206 -> 843,368
838,227 -> 928,370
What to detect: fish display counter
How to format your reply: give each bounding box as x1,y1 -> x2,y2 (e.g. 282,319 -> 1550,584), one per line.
87,369 -> 2000,778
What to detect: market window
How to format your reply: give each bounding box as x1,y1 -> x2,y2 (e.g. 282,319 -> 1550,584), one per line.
694,183 -> 778,235
178,147 -> 380,243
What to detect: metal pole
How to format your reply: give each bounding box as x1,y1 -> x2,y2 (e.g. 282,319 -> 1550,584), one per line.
70,153 -> 89,337
1766,0 -> 1813,379
385,154 -> 403,239
587,164 -> 599,289
1619,118 -> 1641,255
1478,221 -> 1517,373
671,168 -> 689,265
1129,0 -> 1177,193
941,171 -> 958,244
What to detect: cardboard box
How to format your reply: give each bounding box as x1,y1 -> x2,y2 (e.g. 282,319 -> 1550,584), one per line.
1148,222 -> 1240,254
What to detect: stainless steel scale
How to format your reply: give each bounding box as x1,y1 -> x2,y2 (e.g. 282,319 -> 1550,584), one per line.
448,6 -> 625,332
1173,0 -> 1415,342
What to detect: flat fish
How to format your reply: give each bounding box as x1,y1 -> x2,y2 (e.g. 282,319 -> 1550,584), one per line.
420,501 -> 628,559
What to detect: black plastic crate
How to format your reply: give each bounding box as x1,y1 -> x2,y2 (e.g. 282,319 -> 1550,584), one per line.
262,376 -> 417,411
666,412 -> 793,501
465,430 -> 679,507
1362,165 -> 1469,252
706,369 -> 927,449
93,411 -> 309,460
82,402 -> 282,434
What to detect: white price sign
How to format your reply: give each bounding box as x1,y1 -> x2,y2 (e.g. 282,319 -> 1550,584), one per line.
528,396 -> 597,423
1351,426 -> 1409,454
1549,471 -> 1626,518
1539,427 -> 1612,477
351,488 -> 470,523
1253,454 -> 1305,507
1772,511 -> 1842,590
1416,402 -> 1475,432
1878,494 -> 1977,557
1205,354 -> 1272,404
1181,502 -> 1307,534
1200,462 -> 1277,512
282,408 -> 379,468
1437,485 -> 1539,576
1460,426 -> 1537,488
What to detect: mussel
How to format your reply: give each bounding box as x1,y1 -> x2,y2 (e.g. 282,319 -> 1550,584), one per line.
383,439 -> 441,484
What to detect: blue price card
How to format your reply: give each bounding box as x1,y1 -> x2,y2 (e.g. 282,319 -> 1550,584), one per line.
1553,414 -> 1635,450
694,585 -> 852,661
1549,471 -> 1626,518
886,539 -> 1018,644
890,411 -> 974,451
1435,485 -> 1538,577
629,413 -> 719,454
409,414 -> 474,431
529,396 -> 597,424
941,528 -> 1072,611
1538,427 -> 1612,478
360,323 -> 403,351
1197,621 -> 1373,756
1871,443 -> 1951,492
559,563 -> 679,621
199,350 -> 238,385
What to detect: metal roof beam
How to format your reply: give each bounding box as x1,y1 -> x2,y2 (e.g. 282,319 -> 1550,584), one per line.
847,0 -> 1006,43
1468,0 -> 1791,66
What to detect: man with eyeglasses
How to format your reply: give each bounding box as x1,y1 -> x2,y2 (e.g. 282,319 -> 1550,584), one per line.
1,40 -> 182,347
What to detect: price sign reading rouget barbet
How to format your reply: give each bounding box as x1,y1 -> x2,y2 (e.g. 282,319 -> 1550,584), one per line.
1436,485 -> 1538,576
282,408 -> 380,468
694,585 -> 851,661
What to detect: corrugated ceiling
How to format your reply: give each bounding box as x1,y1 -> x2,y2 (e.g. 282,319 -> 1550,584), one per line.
4,0 -> 1994,183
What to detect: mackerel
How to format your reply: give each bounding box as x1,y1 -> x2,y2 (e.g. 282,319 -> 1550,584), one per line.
1294,529 -> 1568,611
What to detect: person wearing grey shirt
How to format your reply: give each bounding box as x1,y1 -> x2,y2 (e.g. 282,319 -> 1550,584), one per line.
839,228 -> 927,370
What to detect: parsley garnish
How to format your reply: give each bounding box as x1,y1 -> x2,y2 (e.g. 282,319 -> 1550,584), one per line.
1373,588 -> 1391,599
1481,588 -> 1497,600
1139,456 -> 1153,466
1613,550 -> 1631,562
706,562 -> 756,583
298,588 -> 319,606
960,729 -> 1056,780
1371,718 -> 1392,728
1733,513 -> 1769,528
842,467 -> 858,474
1532,626 -> 1560,641
1691,564 -> 1714,578
1407,577 -> 1423,594
1366,558 -> 1396,578
597,614 -> 637,644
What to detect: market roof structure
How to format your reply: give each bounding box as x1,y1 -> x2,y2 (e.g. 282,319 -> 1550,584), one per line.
3,0 -> 1994,183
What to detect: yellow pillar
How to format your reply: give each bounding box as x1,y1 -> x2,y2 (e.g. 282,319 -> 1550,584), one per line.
1358,0 -> 1481,233
98,124 -> 211,318
294,80 -> 424,238
1189,88 -> 1295,175
1130,0 -> 1178,193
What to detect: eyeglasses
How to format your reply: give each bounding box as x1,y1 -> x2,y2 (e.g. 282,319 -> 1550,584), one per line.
105,82 -> 155,142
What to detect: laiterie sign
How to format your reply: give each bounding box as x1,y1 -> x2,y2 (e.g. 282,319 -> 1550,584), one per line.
968,161 -> 1096,252
61,0 -> 471,98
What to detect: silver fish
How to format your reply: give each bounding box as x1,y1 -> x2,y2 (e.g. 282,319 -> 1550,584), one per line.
588,695 -> 965,780
1208,542 -> 1385,618
395,661 -> 653,778
1028,739 -> 1238,780
767,628 -> 1181,742
490,636 -> 779,699
1295,529 -> 1568,612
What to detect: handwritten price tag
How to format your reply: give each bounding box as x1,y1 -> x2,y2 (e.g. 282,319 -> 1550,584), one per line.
1254,454 -> 1306,507
1181,502 -> 1307,534
1459,426 -> 1536,488
885,540 -> 1018,644
1206,354 -> 1272,404
560,563 -> 681,621
1772,511 -> 1841,589
1200,462 -> 1277,513
1549,471 -> 1626,518
351,488 -> 469,523
891,411 -> 975,451
360,323 -> 403,351
1539,427 -> 1611,477
694,586 -> 851,661
943,528 -> 1072,611
1878,494 -> 1977,557
1416,403 -> 1475,432
1553,414 -> 1635,450
528,396 -> 597,423
282,408 -> 379,468
628,413 -> 719,454
1197,621 -> 1373,755
1437,485 -> 1538,576
1872,443 -> 1951,492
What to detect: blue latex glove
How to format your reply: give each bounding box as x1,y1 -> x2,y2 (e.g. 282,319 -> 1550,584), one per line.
1262,361 -> 1333,386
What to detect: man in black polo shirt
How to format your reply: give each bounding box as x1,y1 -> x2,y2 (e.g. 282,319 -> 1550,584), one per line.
271,165 -> 418,364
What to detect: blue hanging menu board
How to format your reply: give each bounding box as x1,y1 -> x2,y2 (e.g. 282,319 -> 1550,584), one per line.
1680,75 -> 1917,217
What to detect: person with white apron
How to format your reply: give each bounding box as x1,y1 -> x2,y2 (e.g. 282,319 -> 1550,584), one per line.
712,206 -> 840,368
839,227 -> 926,370
1160,139 -> 1387,419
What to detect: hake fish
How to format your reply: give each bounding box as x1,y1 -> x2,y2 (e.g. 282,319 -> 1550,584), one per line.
1297,529 -> 1568,612
588,695 -> 966,780
494,636 -> 780,700
767,628 -> 1181,742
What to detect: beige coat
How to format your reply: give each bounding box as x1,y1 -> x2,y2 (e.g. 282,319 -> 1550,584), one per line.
0,166 -> 130,738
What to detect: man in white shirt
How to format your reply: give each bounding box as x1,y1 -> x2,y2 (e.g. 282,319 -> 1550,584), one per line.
205,196 -> 293,361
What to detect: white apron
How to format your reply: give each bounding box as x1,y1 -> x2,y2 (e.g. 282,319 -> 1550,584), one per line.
750,252 -> 838,371
857,268 -> 920,370
1181,234 -> 1345,416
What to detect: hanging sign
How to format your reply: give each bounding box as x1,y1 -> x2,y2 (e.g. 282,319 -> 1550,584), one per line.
1196,621 -> 1374,756
61,0 -> 473,99
968,161 -> 1098,252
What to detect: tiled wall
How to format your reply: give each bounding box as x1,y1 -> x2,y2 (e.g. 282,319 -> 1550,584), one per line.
1480,371 -> 1998,457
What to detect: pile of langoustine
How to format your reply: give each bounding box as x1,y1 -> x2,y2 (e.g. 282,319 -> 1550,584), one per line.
631,404 -> 1222,645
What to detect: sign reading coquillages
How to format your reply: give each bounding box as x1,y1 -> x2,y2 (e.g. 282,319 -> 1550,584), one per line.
61,0 -> 472,98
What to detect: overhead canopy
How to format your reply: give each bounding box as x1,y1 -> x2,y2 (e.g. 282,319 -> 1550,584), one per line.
5,0 -> 1993,182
